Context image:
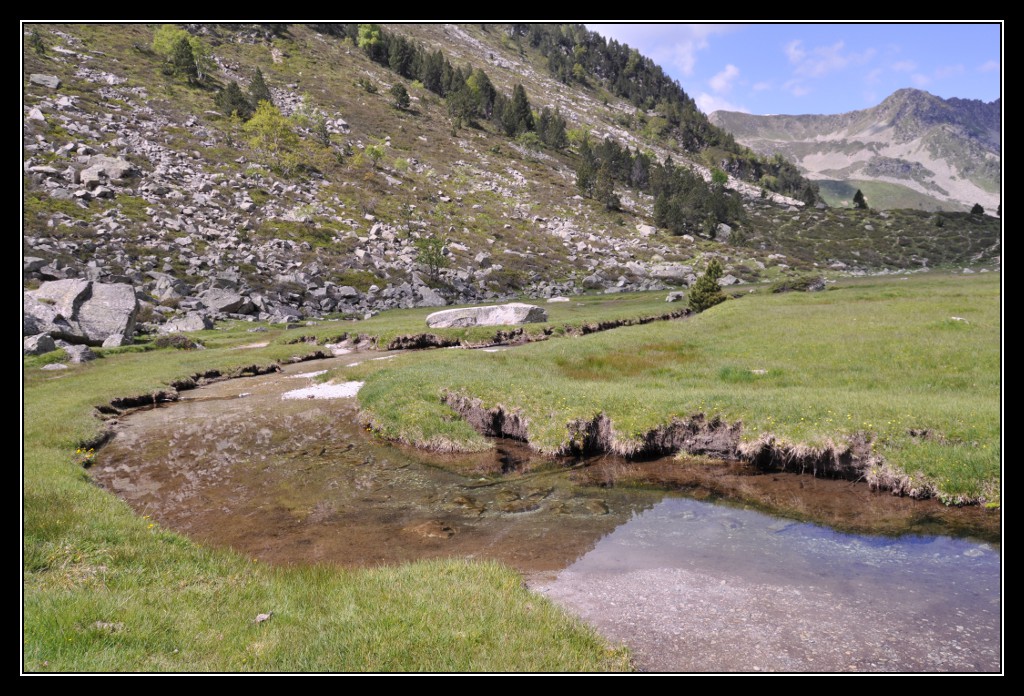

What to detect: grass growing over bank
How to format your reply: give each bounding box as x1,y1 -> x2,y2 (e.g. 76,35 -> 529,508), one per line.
358,272 -> 1001,504
23,329 -> 629,672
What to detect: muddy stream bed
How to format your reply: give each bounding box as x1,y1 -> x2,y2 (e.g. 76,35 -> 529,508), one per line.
91,355 -> 1001,673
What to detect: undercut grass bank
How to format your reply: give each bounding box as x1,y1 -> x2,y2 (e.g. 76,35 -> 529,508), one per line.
357,273 -> 1001,504
23,328 -> 629,672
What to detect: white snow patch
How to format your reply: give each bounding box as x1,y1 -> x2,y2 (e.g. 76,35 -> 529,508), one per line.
371,355 -> 396,361
281,381 -> 364,400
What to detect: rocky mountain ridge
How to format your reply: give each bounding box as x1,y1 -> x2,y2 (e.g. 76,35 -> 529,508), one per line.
710,88 -> 1001,212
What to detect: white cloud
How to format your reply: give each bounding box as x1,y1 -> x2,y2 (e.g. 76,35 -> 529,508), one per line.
752,80 -> 772,92
935,64 -> 965,79
911,73 -> 931,87
785,39 -> 806,63
588,23 -> 737,76
696,92 -> 749,115
783,78 -> 810,97
709,64 -> 740,94
978,59 -> 999,73
865,68 -> 883,84
890,60 -> 916,72
786,39 -> 875,79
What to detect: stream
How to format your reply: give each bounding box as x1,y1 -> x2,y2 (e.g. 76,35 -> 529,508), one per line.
90,355 -> 1002,673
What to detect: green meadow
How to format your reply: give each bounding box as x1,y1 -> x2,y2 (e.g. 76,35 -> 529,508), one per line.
356,273 -> 1000,504
23,271 -> 999,671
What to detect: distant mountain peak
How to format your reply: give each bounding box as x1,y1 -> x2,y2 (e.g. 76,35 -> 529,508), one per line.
709,89 -> 1000,211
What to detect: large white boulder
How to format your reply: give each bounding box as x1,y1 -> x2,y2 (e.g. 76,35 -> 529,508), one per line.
426,303 -> 548,328
25,280 -> 138,346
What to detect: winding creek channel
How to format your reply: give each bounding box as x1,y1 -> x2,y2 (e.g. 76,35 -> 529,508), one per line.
90,355 -> 1001,673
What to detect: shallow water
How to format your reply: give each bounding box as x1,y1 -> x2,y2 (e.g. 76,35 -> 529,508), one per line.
92,357 -> 663,572
534,497 -> 1000,672
90,355 -> 1002,672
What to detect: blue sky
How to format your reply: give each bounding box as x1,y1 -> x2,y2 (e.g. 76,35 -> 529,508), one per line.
586,23 -> 1002,116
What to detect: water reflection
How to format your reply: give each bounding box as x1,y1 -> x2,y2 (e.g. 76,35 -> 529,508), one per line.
535,497 -> 1001,672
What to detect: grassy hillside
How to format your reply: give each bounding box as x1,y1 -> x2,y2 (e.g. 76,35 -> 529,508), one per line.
817,179 -> 968,212
23,22 -> 999,316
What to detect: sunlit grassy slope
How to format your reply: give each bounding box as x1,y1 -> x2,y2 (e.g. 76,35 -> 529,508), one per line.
357,272 -> 1000,503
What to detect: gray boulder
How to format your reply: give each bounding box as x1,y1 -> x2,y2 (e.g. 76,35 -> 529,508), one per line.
30,278 -> 91,319
160,311 -> 213,333
29,74 -> 61,89
63,344 -> 97,363
75,282 -> 138,346
26,279 -> 138,346
24,257 -> 47,274
24,334 -> 56,356
200,288 -> 245,314
24,292 -> 76,337
415,286 -> 447,308
79,155 -> 136,187
650,264 -> 694,283
426,303 -> 548,328
666,291 -> 686,303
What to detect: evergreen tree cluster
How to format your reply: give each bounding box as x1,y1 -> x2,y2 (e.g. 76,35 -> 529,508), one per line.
152,24 -> 214,85
215,67 -> 274,121
575,135 -> 743,232
507,23 -> 819,203
310,24 -> 567,148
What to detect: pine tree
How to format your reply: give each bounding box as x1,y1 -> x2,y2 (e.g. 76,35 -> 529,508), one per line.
249,67 -> 273,108
390,83 -> 410,110
688,259 -> 726,313
595,163 -> 620,211
215,81 -> 254,120
29,29 -> 46,55
970,203 -> 984,215
171,36 -> 199,84
510,84 -> 534,135
852,189 -> 868,209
